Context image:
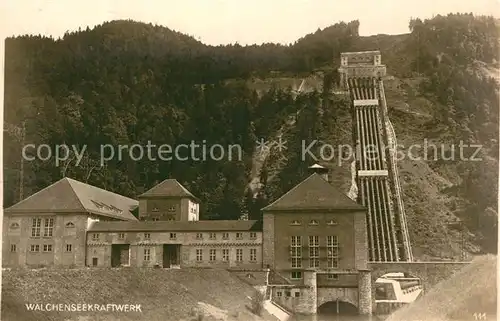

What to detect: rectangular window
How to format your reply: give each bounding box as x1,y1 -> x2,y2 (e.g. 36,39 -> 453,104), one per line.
196,233 -> 203,240
209,233 -> 216,240
66,244 -> 72,252
170,233 -> 176,240
277,291 -> 282,297
30,244 -> 40,252
236,232 -> 243,239
43,218 -> 54,237
222,249 -> 229,262
119,233 -> 125,239
222,233 -> 229,240
43,244 -> 52,252
294,292 -> 300,297
291,271 -> 302,280
31,218 -> 41,237
152,217 -> 160,221
309,236 -> 319,268
327,274 -> 339,280
144,248 -> 151,261
196,249 -> 203,262
144,233 -> 151,240
290,236 -> 302,268
327,236 -> 339,268
91,233 -> 99,240
250,248 -> 257,262
10,244 -> 17,252
209,249 -> 216,262
250,232 -> 257,239
236,249 -> 243,262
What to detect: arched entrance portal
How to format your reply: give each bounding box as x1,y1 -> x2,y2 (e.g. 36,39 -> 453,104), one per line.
317,300 -> 358,315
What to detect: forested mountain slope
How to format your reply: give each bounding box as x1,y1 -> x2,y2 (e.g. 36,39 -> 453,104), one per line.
4,14 -> 498,258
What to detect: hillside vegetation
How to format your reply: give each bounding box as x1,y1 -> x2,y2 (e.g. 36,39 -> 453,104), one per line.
2,268 -> 272,321
3,13 -> 498,257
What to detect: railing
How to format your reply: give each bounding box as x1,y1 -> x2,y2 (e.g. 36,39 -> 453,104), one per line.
379,80 -> 413,262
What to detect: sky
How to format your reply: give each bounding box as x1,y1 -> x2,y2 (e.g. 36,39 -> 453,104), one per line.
1,0 -> 499,45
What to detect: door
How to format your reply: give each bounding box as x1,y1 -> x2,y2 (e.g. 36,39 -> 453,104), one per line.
163,245 -> 179,268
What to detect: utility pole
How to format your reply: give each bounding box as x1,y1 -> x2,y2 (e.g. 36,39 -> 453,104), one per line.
19,120 -> 26,201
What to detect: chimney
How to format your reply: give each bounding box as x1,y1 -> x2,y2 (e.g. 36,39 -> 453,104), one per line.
308,164 -> 329,182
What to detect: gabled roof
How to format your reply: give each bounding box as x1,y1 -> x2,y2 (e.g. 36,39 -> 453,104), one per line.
5,177 -> 138,221
87,220 -> 262,232
262,173 -> 365,212
138,178 -> 199,201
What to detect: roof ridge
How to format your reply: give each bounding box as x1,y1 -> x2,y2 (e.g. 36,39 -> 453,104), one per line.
65,178 -> 89,213
262,173 -> 316,210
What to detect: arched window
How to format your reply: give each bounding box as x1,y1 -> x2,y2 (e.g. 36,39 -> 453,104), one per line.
327,219 -> 338,226
309,220 -> 319,225
9,222 -> 20,229
290,220 -> 301,226
65,222 -> 75,228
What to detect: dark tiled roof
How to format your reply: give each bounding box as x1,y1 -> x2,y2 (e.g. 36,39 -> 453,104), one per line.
262,173 -> 365,212
87,219 -> 262,232
138,178 -> 198,201
5,178 -> 138,221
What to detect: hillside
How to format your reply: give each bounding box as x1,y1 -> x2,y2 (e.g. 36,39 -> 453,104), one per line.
2,268 -> 273,321
386,255 -> 497,321
3,14 -> 499,258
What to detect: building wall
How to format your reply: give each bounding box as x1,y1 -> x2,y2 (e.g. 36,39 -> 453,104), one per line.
138,198 -> 183,221
86,230 -> 263,268
3,213 -> 89,267
269,211 -> 365,283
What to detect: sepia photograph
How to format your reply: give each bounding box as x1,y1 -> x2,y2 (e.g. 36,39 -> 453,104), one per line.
1,1 -> 499,320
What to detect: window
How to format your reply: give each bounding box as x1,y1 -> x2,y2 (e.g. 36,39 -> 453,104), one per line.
209,233 -> 216,240
294,292 -> 300,297
309,236 -> 319,268
196,249 -> 203,262
152,206 -> 159,212
209,249 -> 216,262
10,222 -> 19,229
168,206 -> 176,212
285,291 -> 292,297
222,233 -> 229,240
144,233 -> 151,240
250,232 -> 257,239
309,220 -> 319,225
31,218 -> 41,237
327,274 -> 339,280
92,233 -> 99,240
10,244 -> 17,252
236,249 -> 243,262
66,244 -> 72,252
152,217 -> 160,221
65,222 -> 75,228
30,244 -> 40,252
167,215 -> 175,221
119,233 -> 125,239
290,236 -> 302,268
170,233 -> 177,240
327,219 -> 338,226
196,233 -> 203,240
236,232 -> 243,239
250,248 -> 257,262
43,244 -> 53,252
277,291 -> 282,297
43,218 -> 54,237
222,249 -> 229,262
291,271 -> 302,280
327,236 -> 339,268
290,220 -> 301,226
144,248 -> 151,261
